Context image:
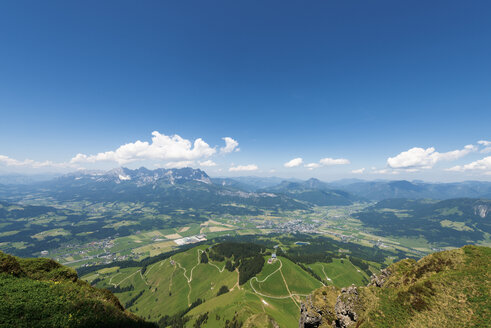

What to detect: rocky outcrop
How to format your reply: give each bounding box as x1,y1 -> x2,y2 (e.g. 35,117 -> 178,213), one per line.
368,268 -> 391,287
299,246 -> 490,328
299,295 -> 323,328
333,286 -> 360,328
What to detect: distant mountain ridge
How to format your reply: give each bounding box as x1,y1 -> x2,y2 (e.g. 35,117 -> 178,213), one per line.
334,179 -> 491,200
0,167 -> 308,212
260,178 -> 361,206
1,168 -> 490,205
60,166 -> 212,186
353,198 -> 491,246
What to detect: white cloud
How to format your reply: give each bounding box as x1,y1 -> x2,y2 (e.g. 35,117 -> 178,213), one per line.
305,163 -> 321,170
304,157 -> 350,170
0,155 -> 72,169
387,145 -> 476,169
71,131 -> 219,165
220,137 -> 239,154
319,157 -> 350,166
229,164 -> 258,172
370,168 -> 399,175
284,157 -> 303,168
199,160 -> 217,167
478,140 -> 491,153
164,160 -> 195,169
447,156 -> 491,173
352,168 -> 365,174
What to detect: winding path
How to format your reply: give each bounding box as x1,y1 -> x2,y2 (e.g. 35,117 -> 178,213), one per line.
248,259 -> 309,306
111,269 -> 141,287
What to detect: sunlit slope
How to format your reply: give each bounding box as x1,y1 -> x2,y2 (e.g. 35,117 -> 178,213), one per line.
83,243 -> 372,327
0,252 -> 154,328
307,258 -> 371,288
84,245 -> 238,321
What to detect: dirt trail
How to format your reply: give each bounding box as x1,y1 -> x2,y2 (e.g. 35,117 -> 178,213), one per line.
112,269 -> 140,287
279,266 -> 300,309
248,259 -> 308,303
171,249 -> 203,306
229,268 -> 240,291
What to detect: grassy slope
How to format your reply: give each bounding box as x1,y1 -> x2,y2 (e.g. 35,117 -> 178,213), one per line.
82,245 -> 375,327
308,258 -> 370,288
186,256 -> 323,328
0,251 -> 154,328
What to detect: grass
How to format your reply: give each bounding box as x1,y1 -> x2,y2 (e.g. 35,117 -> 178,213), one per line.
308,258 -> 368,288
280,257 -> 323,294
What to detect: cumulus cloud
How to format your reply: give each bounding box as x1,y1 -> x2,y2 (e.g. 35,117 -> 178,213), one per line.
447,156 -> 491,173
304,157 -> 350,170
0,155 -> 72,169
229,164 -> 258,172
284,157 -> 303,168
199,160 -> 217,167
352,168 -> 365,174
71,131 -> 222,165
220,137 -> 239,154
387,145 -> 476,169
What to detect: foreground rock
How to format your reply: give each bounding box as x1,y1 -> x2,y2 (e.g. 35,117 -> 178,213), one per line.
299,245 -> 490,328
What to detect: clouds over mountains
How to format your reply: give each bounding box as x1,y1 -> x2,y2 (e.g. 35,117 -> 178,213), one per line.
71,131 -> 222,165
0,133 -> 490,178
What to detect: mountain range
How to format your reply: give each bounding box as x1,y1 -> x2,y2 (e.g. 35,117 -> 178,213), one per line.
1,168 -> 490,210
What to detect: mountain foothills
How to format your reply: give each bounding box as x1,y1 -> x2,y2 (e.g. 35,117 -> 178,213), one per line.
0,167 -> 490,327
299,245 -> 490,328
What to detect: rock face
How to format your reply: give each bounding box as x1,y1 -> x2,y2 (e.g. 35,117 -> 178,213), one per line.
299,295 -> 323,328
368,268 -> 391,287
333,286 -> 360,328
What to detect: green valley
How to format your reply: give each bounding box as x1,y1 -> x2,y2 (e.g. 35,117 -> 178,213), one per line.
82,240 -> 378,327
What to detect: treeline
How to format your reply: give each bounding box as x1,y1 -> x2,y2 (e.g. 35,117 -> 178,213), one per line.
350,256 -> 373,277
105,285 -> 134,293
297,263 -> 325,285
157,298 -> 203,328
125,290 -> 144,308
238,254 -> 264,285
211,242 -> 265,261
208,242 -> 266,285
275,248 -> 325,284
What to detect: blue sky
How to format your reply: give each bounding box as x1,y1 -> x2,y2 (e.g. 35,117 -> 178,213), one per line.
0,1 -> 490,181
